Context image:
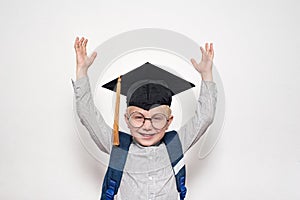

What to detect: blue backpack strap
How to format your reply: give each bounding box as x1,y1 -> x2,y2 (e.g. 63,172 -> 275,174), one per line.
100,131 -> 132,200
163,130 -> 187,200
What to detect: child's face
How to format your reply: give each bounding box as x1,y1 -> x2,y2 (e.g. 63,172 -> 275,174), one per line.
125,105 -> 173,146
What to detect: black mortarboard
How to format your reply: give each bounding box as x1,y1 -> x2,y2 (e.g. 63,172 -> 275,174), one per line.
102,62 -> 195,110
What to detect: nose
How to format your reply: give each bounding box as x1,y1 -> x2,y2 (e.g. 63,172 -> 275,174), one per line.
142,118 -> 153,130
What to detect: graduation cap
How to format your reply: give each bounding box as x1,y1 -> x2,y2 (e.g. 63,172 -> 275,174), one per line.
102,62 -> 195,145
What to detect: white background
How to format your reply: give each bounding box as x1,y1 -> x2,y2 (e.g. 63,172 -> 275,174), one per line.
0,0 -> 299,199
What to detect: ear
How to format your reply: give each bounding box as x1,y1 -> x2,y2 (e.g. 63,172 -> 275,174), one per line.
124,113 -> 130,128
165,115 -> 174,129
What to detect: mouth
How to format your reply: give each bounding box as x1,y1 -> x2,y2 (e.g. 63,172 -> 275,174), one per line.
138,133 -> 156,139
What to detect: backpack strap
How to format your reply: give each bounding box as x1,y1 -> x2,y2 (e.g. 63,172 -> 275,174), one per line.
100,131 -> 132,200
163,130 -> 187,200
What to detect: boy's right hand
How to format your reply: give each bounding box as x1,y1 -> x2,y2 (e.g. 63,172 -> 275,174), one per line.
74,37 -> 97,80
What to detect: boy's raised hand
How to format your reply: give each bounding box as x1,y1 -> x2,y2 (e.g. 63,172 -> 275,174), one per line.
191,43 -> 214,81
74,37 -> 97,79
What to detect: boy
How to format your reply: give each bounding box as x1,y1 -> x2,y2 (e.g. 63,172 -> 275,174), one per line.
71,37 -> 217,200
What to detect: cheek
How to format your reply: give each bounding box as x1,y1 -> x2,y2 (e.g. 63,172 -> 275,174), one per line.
154,130 -> 166,141
128,127 -> 139,137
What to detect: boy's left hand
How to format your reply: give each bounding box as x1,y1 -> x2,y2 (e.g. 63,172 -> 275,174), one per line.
191,43 -> 214,81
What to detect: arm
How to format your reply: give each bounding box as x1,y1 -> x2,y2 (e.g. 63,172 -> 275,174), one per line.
179,43 -> 218,153
72,37 -> 112,154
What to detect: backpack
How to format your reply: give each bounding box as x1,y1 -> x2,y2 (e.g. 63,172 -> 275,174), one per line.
101,131 -> 187,200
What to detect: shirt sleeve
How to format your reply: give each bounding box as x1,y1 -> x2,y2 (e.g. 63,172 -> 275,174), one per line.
71,76 -> 112,154
178,80 -> 218,153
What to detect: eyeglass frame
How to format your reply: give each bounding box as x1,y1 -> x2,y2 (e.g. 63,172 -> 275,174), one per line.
126,111 -> 170,130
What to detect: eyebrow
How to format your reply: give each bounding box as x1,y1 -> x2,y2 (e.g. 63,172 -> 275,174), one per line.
127,106 -> 171,116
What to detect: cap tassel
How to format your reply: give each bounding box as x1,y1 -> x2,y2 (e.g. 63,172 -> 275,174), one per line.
113,76 -> 121,146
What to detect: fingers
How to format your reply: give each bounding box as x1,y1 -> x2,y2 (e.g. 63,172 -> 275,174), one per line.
204,42 -> 213,53
79,37 -> 85,49
210,43 -> 214,59
205,43 -> 209,52
190,58 -> 198,68
202,42 -> 214,59
74,37 -> 79,49
200,46 -> 205,54
74,36 -> 88,50
90,52 -> 97,63
83,38 -> 88,47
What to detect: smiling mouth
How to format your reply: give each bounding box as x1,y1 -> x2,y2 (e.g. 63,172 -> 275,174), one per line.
139,133 -> 156,137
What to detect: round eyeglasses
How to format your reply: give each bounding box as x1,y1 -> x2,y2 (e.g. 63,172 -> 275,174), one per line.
127,112 -> 169,130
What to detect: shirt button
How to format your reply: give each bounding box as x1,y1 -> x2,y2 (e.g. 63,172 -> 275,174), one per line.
149,176 -> 153,180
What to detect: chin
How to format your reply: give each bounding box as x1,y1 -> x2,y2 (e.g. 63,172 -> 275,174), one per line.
142,141 -> 157,146
136,139 -> 156,147
135,136 -> 161,147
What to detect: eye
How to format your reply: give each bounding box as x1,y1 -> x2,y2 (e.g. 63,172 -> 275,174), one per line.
151,113 -> 166,121
153,116 -> 163,120
133,115 -> 144,120
130,112 -> 145,121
